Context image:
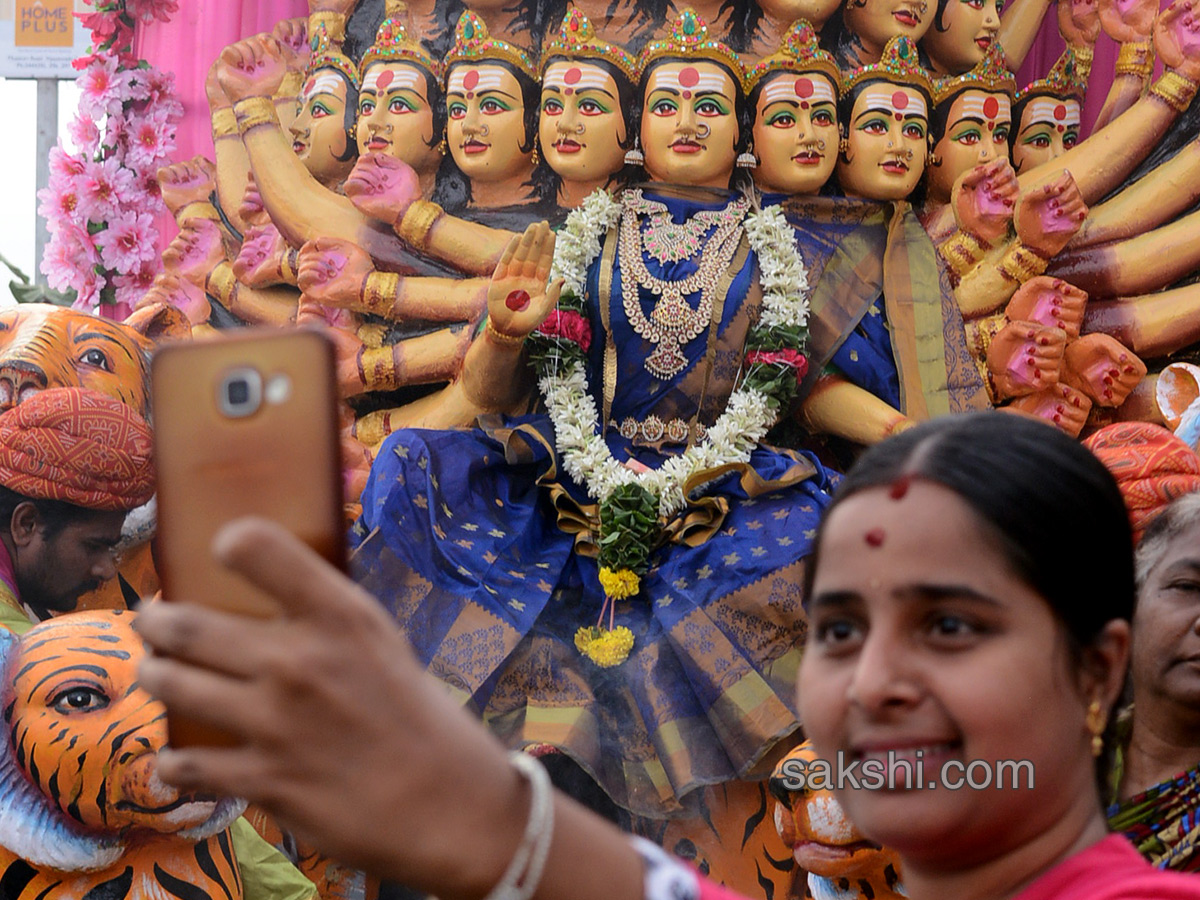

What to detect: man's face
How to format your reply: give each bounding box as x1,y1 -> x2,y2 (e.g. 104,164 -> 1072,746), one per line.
15,508 -> 127,617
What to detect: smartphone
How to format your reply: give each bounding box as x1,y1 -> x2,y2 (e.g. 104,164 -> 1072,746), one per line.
151,327 -> 345,747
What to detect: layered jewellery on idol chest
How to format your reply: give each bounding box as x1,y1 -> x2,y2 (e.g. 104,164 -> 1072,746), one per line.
618,189 -> 749,380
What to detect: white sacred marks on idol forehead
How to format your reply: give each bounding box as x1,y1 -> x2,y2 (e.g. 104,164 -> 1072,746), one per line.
1025,97 -> 1080,130
448,67 -> 509,95
304,72 -> 347,101
761,75 -> 836,108
362,65 -> 423,94
647,64 -> 731,97
543,62 -> 612,93
857,84 -> 928,119
955,92 -> 1011,124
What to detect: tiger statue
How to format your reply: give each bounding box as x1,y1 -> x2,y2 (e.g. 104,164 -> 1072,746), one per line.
769,742 -> 906,900
0,609 -> 247,899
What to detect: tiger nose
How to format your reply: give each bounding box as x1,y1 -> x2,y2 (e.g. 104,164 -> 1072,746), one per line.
0,362 -> 48,410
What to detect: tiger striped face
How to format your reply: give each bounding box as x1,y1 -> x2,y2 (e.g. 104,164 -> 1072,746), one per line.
0,305 -> 152,417
2,611 -> 227,835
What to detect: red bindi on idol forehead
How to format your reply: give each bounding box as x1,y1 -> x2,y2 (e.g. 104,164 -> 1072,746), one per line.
1053,103 -> 1066,120
892,91 -> 909,110
982,96 -> 999,118
565,67 -> 582,84
463,69 -> 480,91
796,77 -> 814,98
679,66 -> 700,88
377,69 -> 395,90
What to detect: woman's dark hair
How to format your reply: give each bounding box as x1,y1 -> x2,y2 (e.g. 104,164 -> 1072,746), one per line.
803,412 -> 1136,646
636,55 -> 753,191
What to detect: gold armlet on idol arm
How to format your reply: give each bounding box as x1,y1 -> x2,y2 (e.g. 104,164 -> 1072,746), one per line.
361,271 -> 401,317
396,200 -> 445,253
358,345 -> 401,393
996,241 -> 1049,286
174,201 -> 222,227
939,230 -> 993,286
1150,69 -> 1200,112
964,311 -> 1008,404
1113,41 -> 1153,80
212,106 -> 238,140
205,261 -> 238,306
353,408 -> 395,450
279,247 -> 300,285
233,96 -> 280,134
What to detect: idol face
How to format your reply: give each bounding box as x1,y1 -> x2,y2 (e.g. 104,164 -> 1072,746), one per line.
641,60 -> 740,188
291,68 -> 353,185
837,83 -> 930,200
844,0 -> 936,53
752,71 -> 840,195
927,89 -> 1011,203
1011,96 -> 1080,174
356,62 -> 442,172
922,0 -> 1002,75
446,62 -> 533,183
539,60 -> 627,185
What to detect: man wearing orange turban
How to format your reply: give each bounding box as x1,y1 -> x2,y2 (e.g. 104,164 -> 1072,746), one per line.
1084,421 -> 1200,545
0,387 -> 155,632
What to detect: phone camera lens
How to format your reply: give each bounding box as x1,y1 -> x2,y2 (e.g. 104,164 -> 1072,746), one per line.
226,378 -> 250,407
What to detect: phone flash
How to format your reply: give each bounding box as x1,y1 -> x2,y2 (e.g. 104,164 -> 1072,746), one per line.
264,373 -> 293,405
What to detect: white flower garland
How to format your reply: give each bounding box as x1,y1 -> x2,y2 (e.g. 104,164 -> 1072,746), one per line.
538,189 -> 809,520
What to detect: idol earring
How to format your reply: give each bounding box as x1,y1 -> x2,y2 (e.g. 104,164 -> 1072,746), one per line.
927,151 -> 942,167
437,130 -> 448,155
624,137 -> 645,166
838,136 -> 850,155
1086,698 -> 1107,757
736,147 -> 757,168
531,143 -> 540,167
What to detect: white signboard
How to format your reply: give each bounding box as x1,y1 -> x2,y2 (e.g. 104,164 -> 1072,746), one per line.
0,0 -> 92,79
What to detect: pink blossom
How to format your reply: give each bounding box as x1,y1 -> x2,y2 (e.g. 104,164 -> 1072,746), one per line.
81,157 -> 137,221
95,210 -> 158,272
136,67 -> 180,111
78,54 -> 129,118
537,309 -> 593,352
76,10 -> 120,44
67,113 -> 102,157
114,262 -> 159,311
745,349 -> 809,383
125,0 -> 179,24
48,143 -> 86,180
72,269 -> 103,312
37,181 -> 86,233
124,108 -> 176,169
41,224 -> 99,294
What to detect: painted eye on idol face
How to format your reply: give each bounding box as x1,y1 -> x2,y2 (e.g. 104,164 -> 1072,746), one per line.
640,61 -> 740,189
922,0 -> 1003,75
446,63 -> 532,182
927,90 -> 1011,204
837,84 -> 929,200
1012,96 -> 1080,173
355,62 -> 439,170
290,70 -> 350,183
538,61 -> 627,183
797,480 -> 1098,865
752,71 -> 840,195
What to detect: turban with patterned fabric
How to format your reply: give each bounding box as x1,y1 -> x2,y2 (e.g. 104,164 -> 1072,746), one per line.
1084,421 -> 1200,545
0,388 -> 154,512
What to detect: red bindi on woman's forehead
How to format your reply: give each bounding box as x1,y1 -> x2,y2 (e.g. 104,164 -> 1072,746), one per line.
1053,103 -> 1066,120
796,77 -> 814,98
892,91 -> 909,110
564,67 -> 581,84
376,69 -> 394,90
679,66 -> 700,88
463,69 -> 480,91
982,96 -> 999,118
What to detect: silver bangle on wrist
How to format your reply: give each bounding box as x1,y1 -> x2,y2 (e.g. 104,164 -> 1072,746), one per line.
483,752 -> 555,900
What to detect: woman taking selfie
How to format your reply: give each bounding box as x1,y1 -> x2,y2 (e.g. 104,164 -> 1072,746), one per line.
134,412 -> 1200,900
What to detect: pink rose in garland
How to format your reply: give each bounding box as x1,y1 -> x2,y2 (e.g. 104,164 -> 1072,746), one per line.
39,0 -> 179,318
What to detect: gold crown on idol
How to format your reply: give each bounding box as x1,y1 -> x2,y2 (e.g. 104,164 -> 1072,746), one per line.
842,35 -> 933,100
360,0 -> 441,78
541,7 -> 639,84
308,24 -> 360,90
746,18 -> 841,94
638,9 -> 745,91
1015,48 -> 1086,103
445,10 -> 538,81
933,41 -> 1015,105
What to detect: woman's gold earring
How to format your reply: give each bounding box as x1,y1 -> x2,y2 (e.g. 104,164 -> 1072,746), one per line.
838,136 -> 850,155
531,144 -> 540,167
624,138 -> 645,166
437,131 -> 447,155
1086,698 -> 1106,757
927,151 -> 942,167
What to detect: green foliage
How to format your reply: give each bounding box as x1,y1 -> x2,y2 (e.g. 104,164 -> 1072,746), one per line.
598,483 -> 659,575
